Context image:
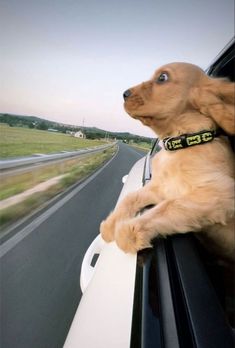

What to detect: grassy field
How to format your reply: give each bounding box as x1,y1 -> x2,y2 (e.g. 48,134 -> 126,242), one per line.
0,124 -> 106,158
130,141 -> 153,152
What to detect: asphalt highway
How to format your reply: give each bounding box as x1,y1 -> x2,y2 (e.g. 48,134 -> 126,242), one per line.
0,142 -> 146,348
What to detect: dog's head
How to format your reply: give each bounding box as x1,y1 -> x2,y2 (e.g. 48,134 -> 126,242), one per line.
123,62 -> 235,137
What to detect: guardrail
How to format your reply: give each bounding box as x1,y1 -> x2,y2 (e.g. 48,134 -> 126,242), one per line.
0,143 -> 116,172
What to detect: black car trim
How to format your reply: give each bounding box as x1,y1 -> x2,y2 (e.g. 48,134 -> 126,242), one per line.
205,38 -> 234,75
155,240 -> 181,348
171,235 -> 235,348
130,256 -> 144,348
130,247 -> 164,348
163,238 -> 195,348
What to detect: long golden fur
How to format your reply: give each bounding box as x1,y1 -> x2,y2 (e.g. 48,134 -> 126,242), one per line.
100,62 -> 235,259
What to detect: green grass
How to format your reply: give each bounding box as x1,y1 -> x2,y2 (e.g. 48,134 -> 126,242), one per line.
130,141 -> 152,152
0,124 -> 106,158
0,147 -> 117,228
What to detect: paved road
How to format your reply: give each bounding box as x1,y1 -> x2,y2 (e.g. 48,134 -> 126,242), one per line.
0,143 -> 146,348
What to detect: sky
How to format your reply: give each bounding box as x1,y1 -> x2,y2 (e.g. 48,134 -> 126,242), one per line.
0,0 -> 234,138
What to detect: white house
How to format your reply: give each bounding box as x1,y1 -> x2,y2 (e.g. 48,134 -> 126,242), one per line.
74,130 -> 85,139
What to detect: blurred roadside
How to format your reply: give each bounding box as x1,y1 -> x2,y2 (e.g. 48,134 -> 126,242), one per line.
0,146 -> 117,230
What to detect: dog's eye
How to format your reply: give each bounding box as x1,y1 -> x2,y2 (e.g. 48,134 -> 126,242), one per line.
156,73 -> 169,83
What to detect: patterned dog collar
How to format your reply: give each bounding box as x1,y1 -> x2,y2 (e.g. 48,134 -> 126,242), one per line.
162,130 -> 220,151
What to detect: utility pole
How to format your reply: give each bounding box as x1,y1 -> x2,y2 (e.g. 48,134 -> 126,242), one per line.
82,118 -> 85,138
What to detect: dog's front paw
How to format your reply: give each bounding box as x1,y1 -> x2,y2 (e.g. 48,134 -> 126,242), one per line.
115,220 -> 152,253
100,214 -> 117,243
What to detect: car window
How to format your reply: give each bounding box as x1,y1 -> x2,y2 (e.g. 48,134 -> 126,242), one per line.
201,46 -> 235,328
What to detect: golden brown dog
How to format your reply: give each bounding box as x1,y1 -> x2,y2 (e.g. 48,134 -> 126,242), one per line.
100,62 -> 235,259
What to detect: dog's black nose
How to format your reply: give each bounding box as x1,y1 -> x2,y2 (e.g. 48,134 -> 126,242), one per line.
123,89 -> 132,100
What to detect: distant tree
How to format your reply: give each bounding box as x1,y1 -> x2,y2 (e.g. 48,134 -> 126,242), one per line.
37,121 -> 48,130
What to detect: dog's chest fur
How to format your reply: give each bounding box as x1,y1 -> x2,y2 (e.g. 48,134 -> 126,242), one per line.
151,150 -> 192,199
150,143 -> 234,202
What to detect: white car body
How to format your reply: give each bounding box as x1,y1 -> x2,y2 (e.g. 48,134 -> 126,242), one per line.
63,157 -> 146,348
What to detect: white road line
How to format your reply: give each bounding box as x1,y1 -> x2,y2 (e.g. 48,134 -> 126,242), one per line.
0,147 -> 119,258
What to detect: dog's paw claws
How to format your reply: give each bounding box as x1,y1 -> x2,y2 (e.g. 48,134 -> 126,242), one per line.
115,221 -> 152,253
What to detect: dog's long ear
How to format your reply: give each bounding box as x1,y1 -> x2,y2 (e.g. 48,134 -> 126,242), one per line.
190,78 -> 235,134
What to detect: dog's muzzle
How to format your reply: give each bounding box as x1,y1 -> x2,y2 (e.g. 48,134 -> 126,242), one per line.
123,89 -> 132,100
